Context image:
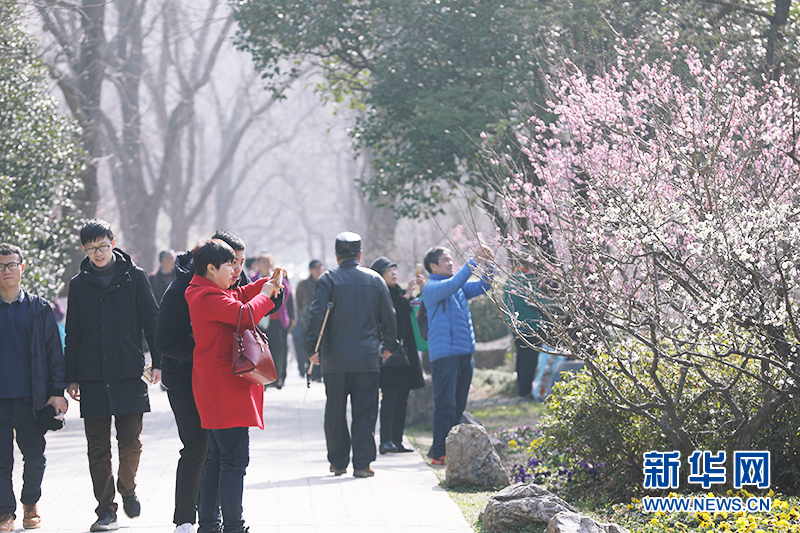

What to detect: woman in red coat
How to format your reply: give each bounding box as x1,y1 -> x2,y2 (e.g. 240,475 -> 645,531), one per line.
185,239 -> 281,533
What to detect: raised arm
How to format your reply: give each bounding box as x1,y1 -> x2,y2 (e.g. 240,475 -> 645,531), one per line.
422,260 -> 477,305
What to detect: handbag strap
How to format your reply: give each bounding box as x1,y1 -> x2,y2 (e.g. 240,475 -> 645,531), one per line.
239,303 -> 269,344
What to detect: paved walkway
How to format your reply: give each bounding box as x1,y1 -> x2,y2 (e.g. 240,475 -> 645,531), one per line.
12,369 -> 473,533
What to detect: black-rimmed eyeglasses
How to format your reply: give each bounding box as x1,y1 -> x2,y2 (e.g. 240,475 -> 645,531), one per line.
0,262 -> 21,272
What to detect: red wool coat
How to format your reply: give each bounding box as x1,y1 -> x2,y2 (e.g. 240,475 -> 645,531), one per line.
185,274 -> 275,430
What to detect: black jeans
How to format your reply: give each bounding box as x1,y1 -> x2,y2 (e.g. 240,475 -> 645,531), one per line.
0,397 -> 45,518
323,372 -> 379,470
515,337 -> 541,397
265,321 -> 288,385
198,427 -> 249,533
379,387 -> 410,446
164,366 -> 208,526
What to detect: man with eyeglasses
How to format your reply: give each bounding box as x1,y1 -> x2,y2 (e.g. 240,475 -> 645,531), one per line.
0,243 -> 68,532
64,220 -> 162,532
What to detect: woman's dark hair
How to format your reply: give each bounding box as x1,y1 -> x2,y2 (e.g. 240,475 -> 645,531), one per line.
423,246 -> 449,273
192,239 -> 235,276
80,219 -> 114,245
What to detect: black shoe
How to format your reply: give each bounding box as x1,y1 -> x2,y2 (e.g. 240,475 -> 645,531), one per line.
122,492 -> 141,518
379,441 -> 399,454
394,442 -> 413,452
90,511 -> 119,531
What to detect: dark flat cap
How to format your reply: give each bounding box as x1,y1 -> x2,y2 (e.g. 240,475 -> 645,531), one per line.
369,256 -> 396,276
335,232 -> 362,256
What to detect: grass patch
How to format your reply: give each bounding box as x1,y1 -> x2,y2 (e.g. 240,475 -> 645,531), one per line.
470,402 -> 547,434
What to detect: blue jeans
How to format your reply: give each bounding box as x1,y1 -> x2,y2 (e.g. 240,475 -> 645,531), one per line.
0,397 -> 46,517
428,354 -> 474,459
197,427 -> 249,533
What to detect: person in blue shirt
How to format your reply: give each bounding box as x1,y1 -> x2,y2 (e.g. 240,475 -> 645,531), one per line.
0,243 -> 68,532
421,245 -> 493,464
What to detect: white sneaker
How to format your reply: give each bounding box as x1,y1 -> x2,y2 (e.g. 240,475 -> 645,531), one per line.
174,524 -> 195,533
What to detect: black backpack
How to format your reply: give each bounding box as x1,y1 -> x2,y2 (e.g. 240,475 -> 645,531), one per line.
417,299 -> 444,341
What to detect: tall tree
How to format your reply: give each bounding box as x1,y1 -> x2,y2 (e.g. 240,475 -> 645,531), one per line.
0,2 -> 82,299
33,0 -> 296,269
233,0 -> 539,219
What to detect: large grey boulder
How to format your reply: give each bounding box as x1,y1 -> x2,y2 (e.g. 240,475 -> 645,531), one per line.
445,424 -> 510,488
474,335 -> 512,369
405,377 -> 433,427
479,483 -> 577,532
546,511 -> 629,533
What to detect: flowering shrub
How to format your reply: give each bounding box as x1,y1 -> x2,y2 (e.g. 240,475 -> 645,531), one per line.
487,38 -> 800,463
492,423 -> 605,497
608,491 -> 800,533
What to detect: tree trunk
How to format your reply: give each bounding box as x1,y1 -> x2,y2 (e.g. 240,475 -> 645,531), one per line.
107,0 -> 158,269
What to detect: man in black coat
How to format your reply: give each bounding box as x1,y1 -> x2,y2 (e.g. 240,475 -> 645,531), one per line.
306,232 -> 397,478
155,230 -> 282,533
0,243 -> 68,533
65,220 -> 162,532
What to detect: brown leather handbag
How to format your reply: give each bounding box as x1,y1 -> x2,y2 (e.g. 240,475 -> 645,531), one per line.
232,303 -> 277,386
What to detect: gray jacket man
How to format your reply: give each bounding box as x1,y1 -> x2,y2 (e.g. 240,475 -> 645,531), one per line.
306,232 -> 396,478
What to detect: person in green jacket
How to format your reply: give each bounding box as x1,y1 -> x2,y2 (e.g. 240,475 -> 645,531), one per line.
503,268 -> 549,398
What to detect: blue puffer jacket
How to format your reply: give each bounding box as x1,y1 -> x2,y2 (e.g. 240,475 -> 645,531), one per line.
423,259 -> 492,362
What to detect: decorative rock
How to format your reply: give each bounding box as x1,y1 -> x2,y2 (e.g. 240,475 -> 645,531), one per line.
405,376 -> 433,427
474,335 -> 512,369
445,424 -> 510,488
461,410 -> 482,426
479,483 -> 577,532
489,434 -> 505,455
546,511 -> 629,533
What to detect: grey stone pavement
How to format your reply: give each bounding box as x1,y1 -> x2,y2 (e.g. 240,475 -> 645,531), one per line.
11,367 -> 473,533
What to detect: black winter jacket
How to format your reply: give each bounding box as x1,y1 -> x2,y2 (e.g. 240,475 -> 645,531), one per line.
24,292 -> 68,411
64,249 -> 161,417
380,285 -> 425,391
156,251 -> 283,388
306,259 -> 397,374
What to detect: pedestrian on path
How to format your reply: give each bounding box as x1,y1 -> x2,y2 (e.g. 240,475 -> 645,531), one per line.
185,239 -> 282,533
65,220 -> 162,531
422,245 -> 493,465
292,259 -> 325,380
502,266 -> 549,398
307,232 -> 397,478
0,243 -> 68,532
148,250 -> 177,304
156,231 -> 278,533
368,257 -> 426,455
250,253 -> 295,389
